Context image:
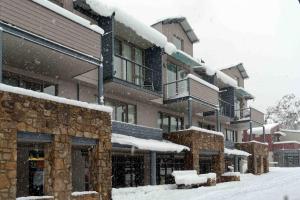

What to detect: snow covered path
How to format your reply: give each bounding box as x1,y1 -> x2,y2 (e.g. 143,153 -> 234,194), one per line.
112,167 -> 300,200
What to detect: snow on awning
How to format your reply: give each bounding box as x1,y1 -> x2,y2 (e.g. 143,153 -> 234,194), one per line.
179,126 -> 224,137
247,123 -> 279,135
273,141 -> 300,145
111,133 -> 190,153
224,148 -> 251,157
236,87 -> 254,100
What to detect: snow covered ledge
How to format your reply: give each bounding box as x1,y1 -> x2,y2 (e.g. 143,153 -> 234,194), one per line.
178,126 -> 224,137
72,191 -> 99,199
0,83 -> 112,114
16,196 -> 54,200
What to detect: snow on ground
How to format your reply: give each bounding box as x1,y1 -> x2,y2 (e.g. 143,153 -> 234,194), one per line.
113,167 -> 300,200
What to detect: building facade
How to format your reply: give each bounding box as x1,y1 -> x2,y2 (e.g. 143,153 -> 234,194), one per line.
0,0 -> 268,199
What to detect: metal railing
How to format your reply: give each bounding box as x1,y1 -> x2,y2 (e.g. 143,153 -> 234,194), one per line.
163,79 -> 189,100
113,55 -> 159,91
219,99 -> 234,118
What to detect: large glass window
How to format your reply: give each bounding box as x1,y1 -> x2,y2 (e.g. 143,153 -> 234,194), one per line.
158,112 -> 184,133
105,99 -> 137,124
166,63 -> 188,98
225,129 -> 237,142
72,147 -> 93,191
112,155 -> 144,188
17,144 -> 45,197
114,39 -> 145,86
3,72 -> 57,96
156,154 -> 184,185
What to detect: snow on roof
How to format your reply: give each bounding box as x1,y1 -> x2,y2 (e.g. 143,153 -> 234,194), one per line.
273,141 -> 300,145
0,83 -> 112,114
224,148 -> 251,157
216,70 -> 238,88
219,63 -> 249,79
86,0 -> 168,48
186,74 -> 219,91
273,131 -> 287,136
193,65 -> 238,88
111,133 -> 190,153
72,191 -> 98,196
247,123 -> 279,135
16,196 -> 54,200
281,129 -> 300,134
180,126 -> 224,137
249,140 -> 269,145
32,0 -> 104,34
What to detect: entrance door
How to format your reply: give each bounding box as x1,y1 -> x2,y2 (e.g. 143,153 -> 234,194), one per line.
199,156 -> 212,174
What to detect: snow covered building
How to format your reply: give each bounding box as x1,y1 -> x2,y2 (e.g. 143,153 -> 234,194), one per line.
0,0 -> 112,200
0,0 -> 268,198
272,129 -> 300,167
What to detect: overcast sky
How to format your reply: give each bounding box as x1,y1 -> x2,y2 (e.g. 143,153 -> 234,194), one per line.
108,0 -> 300,112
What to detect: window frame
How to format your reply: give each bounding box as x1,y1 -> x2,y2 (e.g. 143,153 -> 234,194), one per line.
158,112 -> 184,133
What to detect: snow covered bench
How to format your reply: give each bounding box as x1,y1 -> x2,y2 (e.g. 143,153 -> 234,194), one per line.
199,173 -> 217,186
221,172 -> 241,182
172,170 -> 207,189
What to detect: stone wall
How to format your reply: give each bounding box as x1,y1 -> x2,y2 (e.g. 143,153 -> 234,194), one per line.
0,90 -> 112,200
236,142 -> 269,174
164,130 -> 224,180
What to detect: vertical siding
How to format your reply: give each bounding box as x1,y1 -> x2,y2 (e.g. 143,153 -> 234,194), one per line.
0,0 -> 101,58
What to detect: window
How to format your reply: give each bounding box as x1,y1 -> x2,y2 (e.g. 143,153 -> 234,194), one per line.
105,99 -> 137,124
112,155 -> 144,188
198,122 -> 215,131
158,112 -> 184,133
225,129 -> 237,142
114,39 -> 146,86
173,35 -> 183,50
17,144 -> 46,197
166,63 -> 188,98
72,147 -> 93,191
3,72 -> 57,96
156,154 -> 184,185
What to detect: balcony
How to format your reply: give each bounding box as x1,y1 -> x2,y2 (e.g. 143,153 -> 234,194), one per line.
103,54 -> 162,101
163,75 -> 219,107
231,107 -> 265,128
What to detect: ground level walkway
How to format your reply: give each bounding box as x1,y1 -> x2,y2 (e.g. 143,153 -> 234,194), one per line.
113,167 -> 300,200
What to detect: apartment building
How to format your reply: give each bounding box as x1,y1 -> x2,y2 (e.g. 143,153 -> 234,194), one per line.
0,0 -> 112,200
0,0 -> 269,199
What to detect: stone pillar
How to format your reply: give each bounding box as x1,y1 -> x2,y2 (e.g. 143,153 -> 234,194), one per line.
0,122 -> 17,200
91,137 -> 112,200
150,152 -> 157,185
0,27 -> 3,83
50,134 -> 72,200
212,153 -> 225,181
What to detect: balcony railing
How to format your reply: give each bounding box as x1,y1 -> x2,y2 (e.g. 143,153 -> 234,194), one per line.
163,77 -> 219,106
219,99 -> 234,118
234,107 -> 264,124
113,55 -> 159,91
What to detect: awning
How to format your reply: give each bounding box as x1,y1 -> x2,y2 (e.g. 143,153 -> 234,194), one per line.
224,148 -> 251,157
236,87 -> 254,100
111,133 -> 190,153
170,50 -> 201,67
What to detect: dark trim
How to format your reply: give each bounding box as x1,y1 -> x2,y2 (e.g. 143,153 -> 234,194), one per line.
71,137 -> 98,146
98,64 -> 104,105
150,151 -> 157,185
17,132 -> 53,143
110,77 -> 162,96
0,27 -> 2,83
188,98 -> 192,128
0,21 -> 100,66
